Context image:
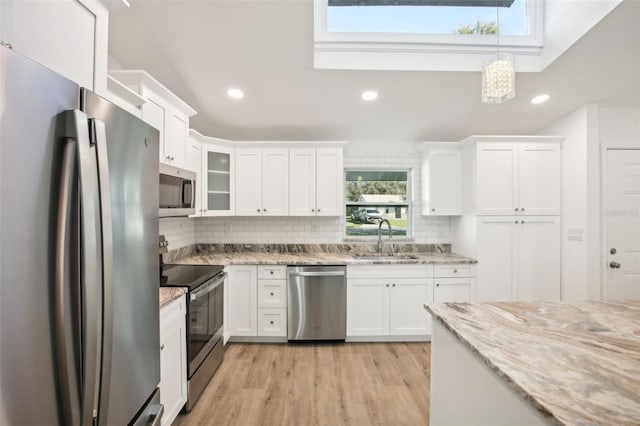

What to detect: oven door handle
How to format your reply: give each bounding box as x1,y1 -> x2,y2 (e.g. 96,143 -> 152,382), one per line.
190,274 -> 225,300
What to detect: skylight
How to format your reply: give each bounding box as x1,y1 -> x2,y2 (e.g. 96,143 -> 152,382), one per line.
327,0 -> 529,36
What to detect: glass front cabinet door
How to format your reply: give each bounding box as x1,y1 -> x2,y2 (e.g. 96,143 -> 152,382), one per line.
202,144 -> 235,216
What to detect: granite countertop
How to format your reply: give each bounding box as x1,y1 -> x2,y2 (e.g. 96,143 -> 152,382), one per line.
172,251 -> 476,266
159,287 -> 187,309
425,301 -> 640,425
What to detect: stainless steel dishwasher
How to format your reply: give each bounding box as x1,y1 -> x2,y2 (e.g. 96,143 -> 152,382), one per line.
287,265 -> 347,340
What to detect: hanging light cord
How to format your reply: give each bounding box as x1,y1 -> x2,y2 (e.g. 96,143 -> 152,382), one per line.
496,0 -> 500,57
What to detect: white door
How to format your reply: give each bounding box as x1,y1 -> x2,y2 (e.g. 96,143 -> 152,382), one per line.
347,279 -> 389,336
518,143 -> 561,215
516,216 -> 561,301
227,266 -> 258,336
389,279 -> 432,335
316,148 -> 343,216
235,149 -> 263,216
262,149 -> 289,216
475,143 -> 518,215
476,216 -> 516,301
289,148 -> 317,216
428,149 -> 461,215
604,149 -> 640,300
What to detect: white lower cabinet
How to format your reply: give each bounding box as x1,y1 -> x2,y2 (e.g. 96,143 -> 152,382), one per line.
433,264 -> 477,303
475,216 -> 560,302
347,265 -> 434,338
227,265 -> 288,338
227,265 -> 258,336
159,295 -> 187,426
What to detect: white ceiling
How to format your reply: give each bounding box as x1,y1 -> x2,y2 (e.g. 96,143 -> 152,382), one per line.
109,0 -> 640,142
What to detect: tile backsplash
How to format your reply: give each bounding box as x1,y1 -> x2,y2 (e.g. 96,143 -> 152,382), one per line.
161,145 -> 451,249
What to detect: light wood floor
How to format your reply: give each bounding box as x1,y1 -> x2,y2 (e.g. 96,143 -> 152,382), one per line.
174,342 -> 431,426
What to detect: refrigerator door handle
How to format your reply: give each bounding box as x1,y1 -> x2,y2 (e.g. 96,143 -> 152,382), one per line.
58,110 -> 104,426
54,137 -> 81,426
92,118 -> 114,426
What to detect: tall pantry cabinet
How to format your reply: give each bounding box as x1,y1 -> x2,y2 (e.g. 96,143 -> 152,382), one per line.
452,136 -> 564,302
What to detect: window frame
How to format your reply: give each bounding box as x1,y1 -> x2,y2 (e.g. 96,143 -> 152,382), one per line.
343,167 -> 414,241
314,0 -> 545,72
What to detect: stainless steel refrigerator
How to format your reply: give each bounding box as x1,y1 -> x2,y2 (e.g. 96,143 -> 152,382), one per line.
0,46 -> 162,425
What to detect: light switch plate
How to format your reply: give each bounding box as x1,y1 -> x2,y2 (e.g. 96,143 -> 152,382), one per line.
567,228 -> 584,241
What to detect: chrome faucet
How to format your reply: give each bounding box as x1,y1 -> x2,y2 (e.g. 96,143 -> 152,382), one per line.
377,219 -> 392,253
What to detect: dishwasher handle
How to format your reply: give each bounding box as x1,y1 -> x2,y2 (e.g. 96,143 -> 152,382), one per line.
288,271 -> 345,277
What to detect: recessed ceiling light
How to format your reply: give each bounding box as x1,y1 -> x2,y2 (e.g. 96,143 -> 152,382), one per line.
361,90 -> 378,101
531,94 -> 550,104
227,88 -> 244,99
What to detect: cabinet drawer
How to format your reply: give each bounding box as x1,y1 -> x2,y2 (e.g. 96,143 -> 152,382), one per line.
258,265 -> 287,279
434,264 -> 476,278
434,277 -> 476,303
258,308 -> 287,337
258,279 -> 287,308
348,264 -> 434,279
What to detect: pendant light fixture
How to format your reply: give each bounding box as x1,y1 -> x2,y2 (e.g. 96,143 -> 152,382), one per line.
481,1 -> 515,103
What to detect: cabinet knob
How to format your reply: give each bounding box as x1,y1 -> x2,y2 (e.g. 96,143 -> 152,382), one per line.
453,269 -> 458,273
521,207 -> 525,212
610,261 -> 621,269
263,208 -> 267,212
257,209 -> 261,213
311,209 -> 315,212
317,209 -> 321,212
270,270 -> 274,275
521,221 -> 525,224
436,283 -> 440,287
432,208 -> 435,212
270,292 -> 274,296
270,321 -> 275,325
392,283 -> 396,287
385,284 -> 390,287
515,221 -> 519,224
515,208 -> 519,212
160,344 -> 165,351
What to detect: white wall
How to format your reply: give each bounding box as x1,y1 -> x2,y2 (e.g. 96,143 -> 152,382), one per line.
537,104 -> 600,301
599,107 -> 640,148
193,141 -> 451,245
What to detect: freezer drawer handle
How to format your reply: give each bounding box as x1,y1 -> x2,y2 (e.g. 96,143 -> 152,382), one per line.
148,404 -> 164,426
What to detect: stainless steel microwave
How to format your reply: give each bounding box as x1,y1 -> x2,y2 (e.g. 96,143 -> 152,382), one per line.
159,163 -> 196,217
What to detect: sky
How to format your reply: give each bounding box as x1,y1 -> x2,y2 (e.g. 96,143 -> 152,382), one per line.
327,0 -> 528,35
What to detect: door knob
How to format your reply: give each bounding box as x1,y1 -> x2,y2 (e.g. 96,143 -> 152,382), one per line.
610,261 -> 621,269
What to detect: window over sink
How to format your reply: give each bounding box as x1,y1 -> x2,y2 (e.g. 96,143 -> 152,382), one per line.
344,169 -> 412,238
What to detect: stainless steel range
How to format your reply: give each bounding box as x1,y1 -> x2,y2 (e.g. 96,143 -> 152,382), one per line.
161,263 -> 225,411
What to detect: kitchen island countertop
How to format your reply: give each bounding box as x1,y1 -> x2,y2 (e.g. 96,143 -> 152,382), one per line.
425,300 -> 640,425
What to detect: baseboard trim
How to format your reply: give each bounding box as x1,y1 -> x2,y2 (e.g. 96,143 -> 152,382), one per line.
346,335 -> 431,342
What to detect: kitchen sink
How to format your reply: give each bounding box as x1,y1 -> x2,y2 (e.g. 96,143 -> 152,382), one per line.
352,254 -> 419,261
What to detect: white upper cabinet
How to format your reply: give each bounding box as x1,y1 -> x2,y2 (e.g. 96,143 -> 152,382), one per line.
517,143 -> 562,216
109,70 -> 197,169
462,136 -> 563,216
185,134 -> 202,217
235,149 -> 263,215
200,138 -> 235,217
421,145 -> 461,216
475,143 -> 518,215
262,149 -> 289,216
289,149 -> 317,216
0,0 -> 113,94
316,148 -> 344,216
236,148 -> 288,216
290,147 -> 343,216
